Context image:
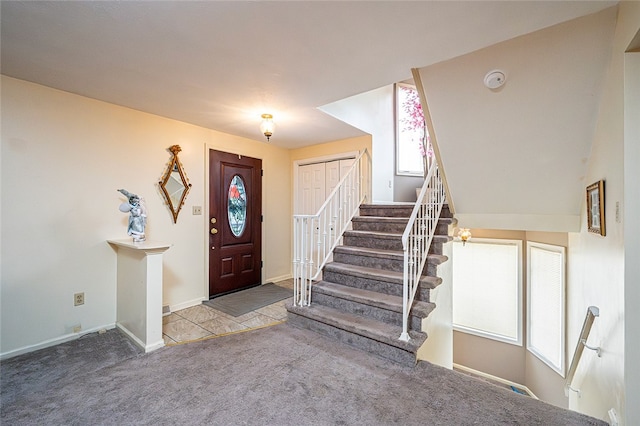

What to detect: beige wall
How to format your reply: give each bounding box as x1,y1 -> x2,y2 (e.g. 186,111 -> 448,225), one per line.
0,76 -> 292,357
454,332 -> 526,384
419,8 -> 616,233
453,229 -> 570,408
566,3 -> 640,423
289,135 -> 371,163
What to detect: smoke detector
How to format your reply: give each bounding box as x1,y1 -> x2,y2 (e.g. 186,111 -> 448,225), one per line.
484,70 -> 506,89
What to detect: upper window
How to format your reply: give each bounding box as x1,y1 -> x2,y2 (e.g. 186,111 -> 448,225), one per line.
527,242 -> 566,376
396,83 -> 429,176
452,239 -> 523,345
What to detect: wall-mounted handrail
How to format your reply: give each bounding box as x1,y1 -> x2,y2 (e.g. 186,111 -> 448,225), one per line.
565,306 -> 601,396
292,149 -> 372,307
399,160 -> 445,341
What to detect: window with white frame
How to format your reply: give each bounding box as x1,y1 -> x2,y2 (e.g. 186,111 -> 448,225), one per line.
396,83 -> 428,176
527,241 -> 566,376
452,239 -> 522,345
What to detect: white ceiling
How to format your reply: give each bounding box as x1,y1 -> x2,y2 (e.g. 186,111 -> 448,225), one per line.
0,1 -> 616,149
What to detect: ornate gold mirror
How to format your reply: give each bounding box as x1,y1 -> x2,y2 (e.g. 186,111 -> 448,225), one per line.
159,145 -> 192,223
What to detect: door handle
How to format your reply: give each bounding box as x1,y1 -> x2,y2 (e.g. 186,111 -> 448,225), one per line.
210,228 -> 218,234
211,217 -> 217,224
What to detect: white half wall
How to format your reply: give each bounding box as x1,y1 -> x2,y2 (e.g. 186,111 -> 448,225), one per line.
418,241 -> 453,368
624,49 -> 640,426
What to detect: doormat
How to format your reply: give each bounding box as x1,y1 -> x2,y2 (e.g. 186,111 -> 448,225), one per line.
203,283 -> 292,317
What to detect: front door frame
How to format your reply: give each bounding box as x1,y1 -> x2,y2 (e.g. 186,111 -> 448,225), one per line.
203,145 -> 264,300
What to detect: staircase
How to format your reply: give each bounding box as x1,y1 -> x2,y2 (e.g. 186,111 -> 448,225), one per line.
287,203 -> 454,366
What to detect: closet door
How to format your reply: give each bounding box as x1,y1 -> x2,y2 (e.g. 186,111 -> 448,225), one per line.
326,159 -> 355,198
325,160 -> 341,197
298,162 -> 325,215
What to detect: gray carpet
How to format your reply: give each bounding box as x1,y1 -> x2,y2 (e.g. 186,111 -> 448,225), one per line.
204,283 -> 291,316
1,324 -> 606,426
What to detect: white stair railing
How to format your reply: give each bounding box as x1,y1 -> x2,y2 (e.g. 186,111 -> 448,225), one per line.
399,161 -> 445,341
292,149 -> 372,307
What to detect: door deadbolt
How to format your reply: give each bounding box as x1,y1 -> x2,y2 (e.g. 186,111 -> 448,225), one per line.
210,228 -> 218,234
211,217 -> 217,224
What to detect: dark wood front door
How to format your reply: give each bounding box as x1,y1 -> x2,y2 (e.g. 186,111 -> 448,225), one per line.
209,149 -> 262,298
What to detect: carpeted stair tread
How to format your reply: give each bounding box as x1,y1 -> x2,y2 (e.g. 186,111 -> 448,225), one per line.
353,215 -> 455,226
439,217 -> 457,225
313,281 -> 436,318
352,216 -> 409,223
361,203 -> 414,207
344,229 -> 404,240
343,231 -> 452,244
359,204 -> 415,218
287,303 -> 427,352
334,245 -> 404,260
434,235 -> 454,243
324,262 -> 443,288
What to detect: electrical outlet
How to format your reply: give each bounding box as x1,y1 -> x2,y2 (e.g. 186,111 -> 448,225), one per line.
192,206 -> 202,215
74,292 -> 84,306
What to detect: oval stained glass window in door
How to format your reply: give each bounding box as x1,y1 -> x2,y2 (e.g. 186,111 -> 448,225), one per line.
228,175 -> 247,237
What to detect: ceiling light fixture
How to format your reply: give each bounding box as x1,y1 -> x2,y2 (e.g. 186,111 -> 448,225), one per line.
260,114 -> 274,142
484,69 -> 506,90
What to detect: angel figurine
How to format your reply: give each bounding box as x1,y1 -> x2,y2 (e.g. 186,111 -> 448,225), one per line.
117,189 -> 147,242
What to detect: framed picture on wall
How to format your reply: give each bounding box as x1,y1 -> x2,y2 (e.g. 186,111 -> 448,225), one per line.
586,180 -> 605,236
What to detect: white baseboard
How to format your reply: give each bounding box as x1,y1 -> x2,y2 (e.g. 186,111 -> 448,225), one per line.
453,363 -> 538,399
0,323 -> 116,361
268,274 -> 292,283
169,297 -> 207,313
116,323 -> 164,353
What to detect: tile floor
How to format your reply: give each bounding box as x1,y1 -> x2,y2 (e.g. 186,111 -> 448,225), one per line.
162,279 -> 294,345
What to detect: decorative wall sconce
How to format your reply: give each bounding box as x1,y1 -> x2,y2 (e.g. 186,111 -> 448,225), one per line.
458,228 -> 472,246
159,145 -> 192,223
260,113 -> 274,141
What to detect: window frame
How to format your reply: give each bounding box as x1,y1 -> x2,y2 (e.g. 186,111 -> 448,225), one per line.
395,82 -> 425,177
526,241 -> 566,377
452,238 -> 524,346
